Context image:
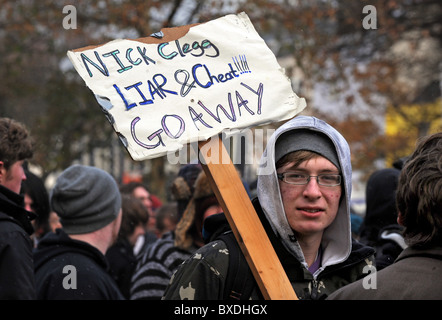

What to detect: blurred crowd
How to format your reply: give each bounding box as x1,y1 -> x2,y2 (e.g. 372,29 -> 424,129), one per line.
0,116 -> 441,300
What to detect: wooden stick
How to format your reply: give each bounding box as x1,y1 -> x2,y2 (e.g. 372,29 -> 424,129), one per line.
198,137 -> 298,300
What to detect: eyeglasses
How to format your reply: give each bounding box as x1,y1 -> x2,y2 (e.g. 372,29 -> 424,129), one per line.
277,171 -> 342,187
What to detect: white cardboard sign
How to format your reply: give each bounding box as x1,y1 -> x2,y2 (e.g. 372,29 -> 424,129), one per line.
67,12 -> 306,160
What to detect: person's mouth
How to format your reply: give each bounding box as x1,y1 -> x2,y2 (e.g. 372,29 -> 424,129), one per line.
298,207 -> 324,217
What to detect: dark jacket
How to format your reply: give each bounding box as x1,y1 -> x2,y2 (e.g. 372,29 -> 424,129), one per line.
34,229 -> 124,300
106,238 -> 137,299
328,246 -> 442,300
0,185 -> 36,299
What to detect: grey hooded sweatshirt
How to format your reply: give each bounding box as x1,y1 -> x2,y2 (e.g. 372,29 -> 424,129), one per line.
163,116 -> 374,300
257,115 -> 354,277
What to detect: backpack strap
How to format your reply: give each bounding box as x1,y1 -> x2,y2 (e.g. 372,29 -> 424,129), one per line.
218,231 -> 256,300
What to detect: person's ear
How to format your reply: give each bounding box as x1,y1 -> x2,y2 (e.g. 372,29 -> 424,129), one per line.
0,161 -> 4,184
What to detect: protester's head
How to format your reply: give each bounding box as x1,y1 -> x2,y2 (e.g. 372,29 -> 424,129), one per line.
257,115 -> 352,262
396,132 -> 442,248
0,118 -> 34,194
120,181 -> 155,231
51,165 -> 122,235
275,129 -> 343,236
358,167 -> 401,245
171,164 -> 202,218
119,194 -> 149,246
120,182 -> 153,211
155,202 -> 179,238
22,168 -> 51,238
174,171 -> 222,250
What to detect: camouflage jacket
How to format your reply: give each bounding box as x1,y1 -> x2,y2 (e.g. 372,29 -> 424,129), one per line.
162,237 -> 374,300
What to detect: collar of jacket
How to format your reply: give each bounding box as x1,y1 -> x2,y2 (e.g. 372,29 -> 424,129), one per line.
34,228 -> 109,271
395,245 -> 442,263
0,184 -> 36,235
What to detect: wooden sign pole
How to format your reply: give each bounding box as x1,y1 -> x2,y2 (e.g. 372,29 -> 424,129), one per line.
198,137 -> 298,300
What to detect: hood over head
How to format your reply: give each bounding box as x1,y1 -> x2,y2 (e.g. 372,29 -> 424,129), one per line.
257,116 -> 352,272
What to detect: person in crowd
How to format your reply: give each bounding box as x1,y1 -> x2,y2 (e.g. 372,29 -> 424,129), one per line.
155,202 -> 179,238
48,211 -> 62,232
106,194 -> 149,299
162,115 -> 375,300
170,164 -> 202,219
130,168 -> 222,300
150,193 -> 163,212
120,182 -> 155,230
0,118 -> 36,299
358,167 -> 406,270
120,182 -> 157,254
34,165 -> 124,300
328,132 -> 442,299
22,168 -> 51,247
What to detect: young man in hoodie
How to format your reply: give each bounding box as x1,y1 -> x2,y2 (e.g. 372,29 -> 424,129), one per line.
0,118 -> 36,299
162,116 -> 375,300
34,165 -> 124,300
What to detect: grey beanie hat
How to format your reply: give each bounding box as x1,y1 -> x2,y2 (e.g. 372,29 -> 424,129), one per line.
275,129 -> 341,170
51,165 -> 122,234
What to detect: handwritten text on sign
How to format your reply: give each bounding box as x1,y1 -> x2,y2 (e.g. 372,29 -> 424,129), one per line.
67,12 -> 306,160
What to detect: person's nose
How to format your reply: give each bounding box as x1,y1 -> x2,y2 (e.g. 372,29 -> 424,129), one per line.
302,177 -> 322,199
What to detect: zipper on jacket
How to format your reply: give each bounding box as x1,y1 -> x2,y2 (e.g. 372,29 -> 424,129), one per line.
311,279 -> 319,300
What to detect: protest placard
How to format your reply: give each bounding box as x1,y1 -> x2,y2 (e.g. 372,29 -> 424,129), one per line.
68,12 -> 305,300
67,12 -> 305,161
